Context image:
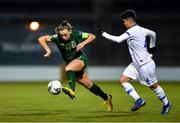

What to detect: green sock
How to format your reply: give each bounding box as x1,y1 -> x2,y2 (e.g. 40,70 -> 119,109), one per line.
89,83 -> 108,100
66,70 -> 76,91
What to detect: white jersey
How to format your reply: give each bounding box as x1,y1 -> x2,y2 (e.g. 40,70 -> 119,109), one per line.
102,24 -> 156,66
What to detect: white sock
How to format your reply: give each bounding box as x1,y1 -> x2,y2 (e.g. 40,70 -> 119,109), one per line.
122,82 -> 140,101
153,85 -> 168,105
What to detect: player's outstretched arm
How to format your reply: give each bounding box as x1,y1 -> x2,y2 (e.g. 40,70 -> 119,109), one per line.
38,35 -> 52,58
101,31 -> 129,43
76,33 -> 96,51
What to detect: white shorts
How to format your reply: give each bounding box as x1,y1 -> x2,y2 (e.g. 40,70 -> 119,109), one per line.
123,59 -> 157,86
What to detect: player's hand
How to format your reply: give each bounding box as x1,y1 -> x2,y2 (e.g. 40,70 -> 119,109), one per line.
44,51 -> 51,58
102,32 -> 108,38
76,43 -> 84,52
149,47 -> 156,56
149,54 -> 153,58
100,29 -> 105,34
148,47 -> 156,59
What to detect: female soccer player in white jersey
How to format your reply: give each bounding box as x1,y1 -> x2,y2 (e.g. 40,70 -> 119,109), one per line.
101,10 -> 172,115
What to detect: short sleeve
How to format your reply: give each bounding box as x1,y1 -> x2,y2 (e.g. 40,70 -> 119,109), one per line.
78,31 -> 89,39
51,34 -> 59,43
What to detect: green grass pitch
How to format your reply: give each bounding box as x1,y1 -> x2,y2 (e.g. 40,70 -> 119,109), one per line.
0,81 -> 180,122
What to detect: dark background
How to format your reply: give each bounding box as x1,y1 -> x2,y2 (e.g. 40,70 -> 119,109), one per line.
0,0 -> 180,66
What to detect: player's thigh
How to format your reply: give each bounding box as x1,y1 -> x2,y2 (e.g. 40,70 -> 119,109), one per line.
77,71 -> 92,89
65,59 -> 85,72
139,60 -> 157,86
121,63 -> 138,83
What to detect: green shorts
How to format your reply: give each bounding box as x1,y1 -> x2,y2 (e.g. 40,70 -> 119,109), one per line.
66,55 -> 88,77
75,55 -> 88,77
77,54 -> 88,68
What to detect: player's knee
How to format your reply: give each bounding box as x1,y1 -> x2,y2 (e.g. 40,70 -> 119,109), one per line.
119,75 -> 130,85
150,83 -> 159,90
84,82 -> 93,89
65,66 -> 73,72
119,77 -> 125,85
78,79 -> 92,89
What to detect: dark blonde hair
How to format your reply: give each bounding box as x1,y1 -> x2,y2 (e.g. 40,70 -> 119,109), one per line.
55,20 -> 73,33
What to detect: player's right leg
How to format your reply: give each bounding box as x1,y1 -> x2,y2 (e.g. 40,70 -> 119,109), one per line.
63,59 -> 85,99
120,64 -> 146,111
77,72 -> 113,112
120,75 -> 146,111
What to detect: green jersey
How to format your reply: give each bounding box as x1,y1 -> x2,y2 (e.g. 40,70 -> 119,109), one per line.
51,30 -> 88,63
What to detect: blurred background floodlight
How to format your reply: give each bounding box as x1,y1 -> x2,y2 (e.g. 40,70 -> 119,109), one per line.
29,21 -> 40,31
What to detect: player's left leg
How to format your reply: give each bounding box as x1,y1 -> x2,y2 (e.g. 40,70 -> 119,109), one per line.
150,83 -> 172,115
77,71 -> 113,111
139,59 -> 172,115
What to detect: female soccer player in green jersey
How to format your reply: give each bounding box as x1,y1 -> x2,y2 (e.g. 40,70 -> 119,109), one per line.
38,20 -> 112,111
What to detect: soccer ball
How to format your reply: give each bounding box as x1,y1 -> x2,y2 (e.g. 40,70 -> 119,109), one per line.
48,80 -> 62,95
